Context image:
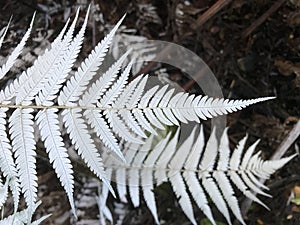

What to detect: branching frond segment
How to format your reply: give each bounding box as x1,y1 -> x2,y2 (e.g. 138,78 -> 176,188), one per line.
104,126 -> 296,225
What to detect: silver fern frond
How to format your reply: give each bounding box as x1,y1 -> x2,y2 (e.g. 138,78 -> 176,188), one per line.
0,7 -> 280,223
103,126 -> 296,225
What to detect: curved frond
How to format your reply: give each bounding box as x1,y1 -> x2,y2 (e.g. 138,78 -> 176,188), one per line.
106,126 -> 295,225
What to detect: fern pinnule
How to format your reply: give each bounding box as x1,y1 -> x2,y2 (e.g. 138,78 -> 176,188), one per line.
36,108 -> 76,215
82,50 -> 133,162
115,74 -> 147,138
103,61 -> 145,144
9,108 -> 37,211
13,18 -> 71,105
35,7 -> 83,106
0,14 -> 35,80
183,126 -> 215,225
169,127 -> 198,225
58,13 -> 126,106
0,107 -> 20,211
0,201 -> 50,225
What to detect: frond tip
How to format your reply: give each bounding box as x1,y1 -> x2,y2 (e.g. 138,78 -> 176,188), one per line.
104,126 -> 296,225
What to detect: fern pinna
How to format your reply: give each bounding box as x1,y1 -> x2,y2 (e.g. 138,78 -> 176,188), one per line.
102,126 -> 295,225
0,7 -> 294,225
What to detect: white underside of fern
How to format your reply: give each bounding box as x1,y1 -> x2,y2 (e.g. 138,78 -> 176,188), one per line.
102,126 -> 296,225
0,6 -> 294,225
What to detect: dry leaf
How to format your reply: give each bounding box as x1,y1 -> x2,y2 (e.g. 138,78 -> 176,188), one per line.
274,59 -> 300,76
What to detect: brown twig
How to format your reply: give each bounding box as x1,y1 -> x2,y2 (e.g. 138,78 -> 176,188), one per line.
191,0 -> 232,30
184,0 -> 286,92
241,0 -> 286,38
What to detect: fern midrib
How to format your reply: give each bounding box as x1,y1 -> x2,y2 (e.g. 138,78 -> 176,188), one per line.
103,164 -> 257,174
0,104 -> 250,111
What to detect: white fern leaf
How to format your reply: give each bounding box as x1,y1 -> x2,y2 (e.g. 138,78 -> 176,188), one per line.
131,78 -> 158,134
144,132 -> 171,174
202,174 -> 232,224
86,109 -> 124,161
9,108 -> 37,210
99,56 -> 132,108
0,201 -> 43,225
137,136 -> 160,224
197,128 -> 231,224
229,135 -> 269,208
159,89 -> 179,125
12,18 -> 71,105
115,75 -> 146,138
108,126 -> 295,225
0,108 -> 20,210
0,208 -> 29,225
139,85 -> 165,129
81,52 -> 132,159
214,128 -> 245,224
183,126 -> 216,225
79,50 -> 130,107
0,14 -> 34,80
98,171 -> 114,225
58,14 -> 126,106
239,141 -> 271,197
200,127 -> 218,171
155,129 -> 179,185
35,7 -> 84,106
168,127 -> 197,225
97,188 -> 113,225
121,143 -> 139,207
170,92 -> 190,123
102,61 -> 144,144
116,164 -> 127,202
36,108 -> 75,215
62,108 -> 113,194
149,85 -> 173,125
255,154 -> 296,178
30,214 -> 52,225
0,108 -> 16,177
0,9 -> 287,225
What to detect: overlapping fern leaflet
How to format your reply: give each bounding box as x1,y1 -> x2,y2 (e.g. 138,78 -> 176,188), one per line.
103,126 -> 296,225
9,108 -> 37,211
0,201 -> 49,225
0,107 -> 19,211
